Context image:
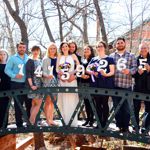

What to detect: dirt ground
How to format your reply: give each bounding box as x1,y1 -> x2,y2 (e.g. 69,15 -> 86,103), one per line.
17,133 -> 150,150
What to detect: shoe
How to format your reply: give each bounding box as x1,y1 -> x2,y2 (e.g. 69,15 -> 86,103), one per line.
82,120 -> 89,126
120,128 -> 129,133
48,121 -> 59,127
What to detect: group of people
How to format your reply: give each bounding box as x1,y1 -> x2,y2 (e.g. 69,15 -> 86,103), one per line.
0,37 -> 150,134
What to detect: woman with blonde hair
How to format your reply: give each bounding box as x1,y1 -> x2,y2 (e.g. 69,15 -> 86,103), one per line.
42,42 -> 58,126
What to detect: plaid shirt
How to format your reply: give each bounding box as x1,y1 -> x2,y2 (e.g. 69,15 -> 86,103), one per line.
110,51 -> 137,88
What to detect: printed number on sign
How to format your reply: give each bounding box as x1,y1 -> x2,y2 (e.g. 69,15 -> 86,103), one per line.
61,68 -> 70,80
117,58 -> 127,71
48,66 -> 54,76
34,65 -> 42,77
18,64 -> 24,76
97,59 -> 108,72
76,65 -> 85,77
139,58 -> 147,70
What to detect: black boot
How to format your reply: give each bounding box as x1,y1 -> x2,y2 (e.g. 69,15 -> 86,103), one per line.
82,120 -> 89,126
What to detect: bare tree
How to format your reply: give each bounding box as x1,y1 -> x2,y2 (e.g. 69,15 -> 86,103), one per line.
41,0 -> 55,42
93,0 -> 108,45
3,0 -> 29,50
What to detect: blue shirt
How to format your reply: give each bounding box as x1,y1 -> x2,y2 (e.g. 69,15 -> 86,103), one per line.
87,56 -> 115,88
5,53 -> 28,83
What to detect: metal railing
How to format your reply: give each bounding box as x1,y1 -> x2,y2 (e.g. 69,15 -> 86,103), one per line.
0,86 -> 150,144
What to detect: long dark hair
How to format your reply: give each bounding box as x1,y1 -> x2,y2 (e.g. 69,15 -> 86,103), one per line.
68,40 -> 78,54
83,45 -> 95,61
59,42 -> 70,55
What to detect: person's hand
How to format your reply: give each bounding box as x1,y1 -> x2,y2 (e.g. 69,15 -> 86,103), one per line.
68,74 -> 76,82
121,69 -> 130,75
16,74 -> 23,79
145,64 -> 150,72
99,70 -> 107,77
47,75 -> 54,80
81,74 -> 90,79
93,72 -> 98,77
138,69 -> 144,75
31,85 -> 37,90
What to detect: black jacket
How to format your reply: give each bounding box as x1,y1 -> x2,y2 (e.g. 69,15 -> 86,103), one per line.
133,54 -> 150,93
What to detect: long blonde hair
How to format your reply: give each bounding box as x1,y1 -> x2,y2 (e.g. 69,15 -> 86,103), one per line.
46,42 -> 57,58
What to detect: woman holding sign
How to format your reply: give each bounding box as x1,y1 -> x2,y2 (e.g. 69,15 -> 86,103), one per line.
26,46 -> 43,125
42,43 -> 58,126
80,45 -> 95,127
87,41 -> 115,128
56,42 -> 80,126
133,42 -> 150,131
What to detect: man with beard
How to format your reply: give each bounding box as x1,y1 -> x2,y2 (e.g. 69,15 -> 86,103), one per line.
110,37 -> 137,132
5,42 -> 31,128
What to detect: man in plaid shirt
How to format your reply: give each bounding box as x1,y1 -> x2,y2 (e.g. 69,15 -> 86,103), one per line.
110,37 -> 137,132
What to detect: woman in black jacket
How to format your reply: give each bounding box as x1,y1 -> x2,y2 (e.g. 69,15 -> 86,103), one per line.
0,49 -> 10,128
80,45 -> 95,127
133,43 -> 150,130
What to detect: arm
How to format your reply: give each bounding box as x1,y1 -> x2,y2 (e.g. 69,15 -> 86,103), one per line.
26,60 -> 36,90
72,54 -> 80,66
129,54 -> 137,75
100,64 -> 115,77
5,56 -> 17,78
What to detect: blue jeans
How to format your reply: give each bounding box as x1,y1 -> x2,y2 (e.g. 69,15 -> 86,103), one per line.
112,87 -> 131,129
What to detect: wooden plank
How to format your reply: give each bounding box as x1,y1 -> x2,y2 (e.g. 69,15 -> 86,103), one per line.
123,145 -> 149,150
16,136 -> 34,150
0,134 -> 16,150
80,146 -> 106,150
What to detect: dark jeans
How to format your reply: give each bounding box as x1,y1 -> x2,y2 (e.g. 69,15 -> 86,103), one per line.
112,87 -> 131,129
84,98 -> 94,123
93,95 -> 109,127
11,81 -> 32,127
0,97 -> 9,128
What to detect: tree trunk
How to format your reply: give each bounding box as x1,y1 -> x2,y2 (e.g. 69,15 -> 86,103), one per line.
96,15 -> 101,42
34,132 -> 47,150
93,0 -> 108,46
3,0 -> 29,51
82,0 -> 89,44
4,9 -> 15,54
41,0 -> 55,43
56,2 -> 64,42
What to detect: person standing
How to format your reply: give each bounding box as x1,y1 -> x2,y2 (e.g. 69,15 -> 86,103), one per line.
56,42 -> 80,126
26,46 -> 43,125
0,49 -> 10,128
68,40 -> 81,62
110,37 -> 137,132
133,42 -> 150,130
80,45 -> 95,127
87,41 -> 115,128
42,43 -> 58,126
5,42 -> 31,127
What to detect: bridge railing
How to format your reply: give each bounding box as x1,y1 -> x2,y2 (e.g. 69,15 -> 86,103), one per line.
0,86 -> 150,144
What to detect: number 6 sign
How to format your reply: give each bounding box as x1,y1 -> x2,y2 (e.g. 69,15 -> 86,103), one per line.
117,58 -> 127,71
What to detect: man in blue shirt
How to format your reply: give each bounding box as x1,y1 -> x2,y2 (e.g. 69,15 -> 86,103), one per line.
5,41 -> 31,127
